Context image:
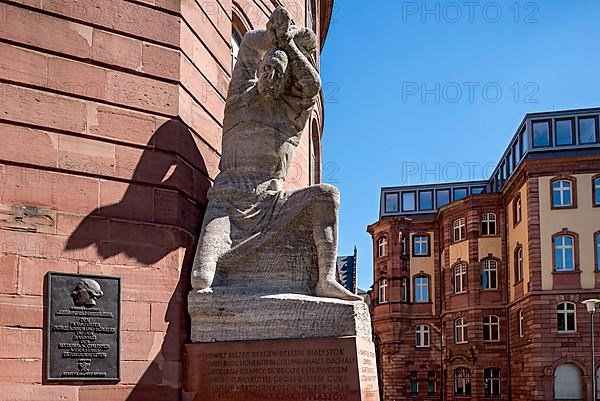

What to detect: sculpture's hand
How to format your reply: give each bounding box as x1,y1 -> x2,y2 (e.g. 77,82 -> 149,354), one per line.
267,6 -> 293,47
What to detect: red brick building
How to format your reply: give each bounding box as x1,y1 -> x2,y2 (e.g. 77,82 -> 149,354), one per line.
0,1 -> 332,399
368,108 -> 600,401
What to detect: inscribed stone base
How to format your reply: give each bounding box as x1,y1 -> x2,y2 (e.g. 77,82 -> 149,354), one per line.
188,288 -> 372,343
183,336 -> 380,401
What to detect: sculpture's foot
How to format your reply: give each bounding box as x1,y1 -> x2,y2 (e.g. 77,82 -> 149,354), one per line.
315,279 -> 363,301
196,287 -> 213,294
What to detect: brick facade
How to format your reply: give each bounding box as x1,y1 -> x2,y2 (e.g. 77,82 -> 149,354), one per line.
369,152 -> 600,401
0,1 -> 332,400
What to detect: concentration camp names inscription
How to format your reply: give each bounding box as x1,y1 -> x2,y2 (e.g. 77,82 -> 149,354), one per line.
46,272 -> 121,381
186,337 -> 379,401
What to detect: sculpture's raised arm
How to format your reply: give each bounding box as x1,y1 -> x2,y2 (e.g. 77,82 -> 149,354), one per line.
281,29 -> 321,99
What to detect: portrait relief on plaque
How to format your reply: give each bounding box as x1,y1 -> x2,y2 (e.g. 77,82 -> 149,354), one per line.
46,272 -> 121,382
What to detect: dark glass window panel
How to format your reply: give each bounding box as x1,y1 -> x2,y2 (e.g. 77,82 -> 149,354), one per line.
532,121 -> 550,147
513,142 -> 520,164
555,119 -> 574,146
594,178 -> 600,206
454,188 -> 468,201
579,117 -> 597,144
557,313 -> 566,332
384,193 -> 399,213
596,235 -> 600,271
419,191 -> 434,211
520,128 -> 527,155
402,192 -> 416,212
567,313 -> 575,331
471,186 -> 485,195
436,189 -> 451,208
428,372 -> 436,395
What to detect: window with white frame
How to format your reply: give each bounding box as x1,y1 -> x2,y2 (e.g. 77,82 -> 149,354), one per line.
481,259 -> 498,290
454,368 -> 471,396
481,213 -> 497,236
453,218 -> 466,242
515,246 -> 524,282
413,235 -> 429,256
414,276 -> 429,303
484,368 -> 501,398
518,309 -> 524,337
557,302 -> 576,333
454,318 -> 467,343
554,235 -> 575,271
231,25 -> 243,70
454,263 -> 467,294
416,325 -> 430,348
378,279 -> 388,303
377,237 -> 388,258
483,315 -> 500,342
552,179 -> 573,208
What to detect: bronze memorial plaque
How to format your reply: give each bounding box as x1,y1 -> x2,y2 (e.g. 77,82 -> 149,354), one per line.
184,337 -> 380,401
46,272 -> 121,381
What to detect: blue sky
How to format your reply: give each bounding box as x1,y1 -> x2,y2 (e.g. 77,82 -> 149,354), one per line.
319,0 -> 600,290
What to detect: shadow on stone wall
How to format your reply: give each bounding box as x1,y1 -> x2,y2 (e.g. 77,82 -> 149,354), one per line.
64,119 -> 210,400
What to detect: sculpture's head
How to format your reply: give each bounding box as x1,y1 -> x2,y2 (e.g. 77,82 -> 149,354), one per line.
258,48 -> 289,99
71,279 -> 104,307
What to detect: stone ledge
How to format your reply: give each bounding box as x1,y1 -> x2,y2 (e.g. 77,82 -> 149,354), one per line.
188,288 -> 372,343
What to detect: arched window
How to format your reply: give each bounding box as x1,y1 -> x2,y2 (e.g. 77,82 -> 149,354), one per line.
378,279 -> 388,304
513,195 -> 522,225
483,315 -> 500,342
427,371 -> 436,396
551,178 -> 576,208
453,218 -> 466,242
481,259 -> 498,290
554,364 -> 583,399
484,368 -> 501,398
416,325 -> 430,348
409,371 -> 418,396
454,318 -> 467,344
481,213 -> 497,236
514,245 -> 524,282
454,368 -> 471,396
414,276 -> 430,303
557,302 -> 576,333
593,175 -> 600,206
309,119 -> 321,185
377,237 -> 388,258
453,263 -> 467,294
231,24 -> 243,70
553,234 -> 576,271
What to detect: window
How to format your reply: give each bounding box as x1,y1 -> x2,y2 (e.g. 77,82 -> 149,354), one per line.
454,318 -> 467,343
514,246 -> 524,282
419,190 -> 434,211
557,302 -> 576,333
513,195 -> 522,225
377,237 -> 388,258
552,179 -> 574,208
454,263 -> 467,294
554,364 -> 583,400
306,0 -> 315,31
453,218 -> 466,242
554,235 -> 575,271
484,368 -> 501,398
483,315 -> 500,342
532,120 -> 551,147
384,193 -> 399,213
401,277 -> 408,302
555,119 -> 575,146
427,371 -> 436,396
482,259 -> 498,290
402,192 -> 416,212
409,371 -> 418,396
520,128 -> 527,155
378,279 -> 388,304
481,213 -> 497,236
518,309 -> 524,337
413,235 -> 429,256
454,187 -> 468,201
416,325 -> 430,348
231,25 -> 243,70
596,233 -> 600,272
454,368 -> 471,396
436,189 -> 451,208
414,276 -> 429,303
593,176 -> 600,206
472,186 -> 486,195
579,116 -> 598,144
401,232 -> 408,256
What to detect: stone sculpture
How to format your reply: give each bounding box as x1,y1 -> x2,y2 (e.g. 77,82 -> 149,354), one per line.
191,6 -> 361,302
